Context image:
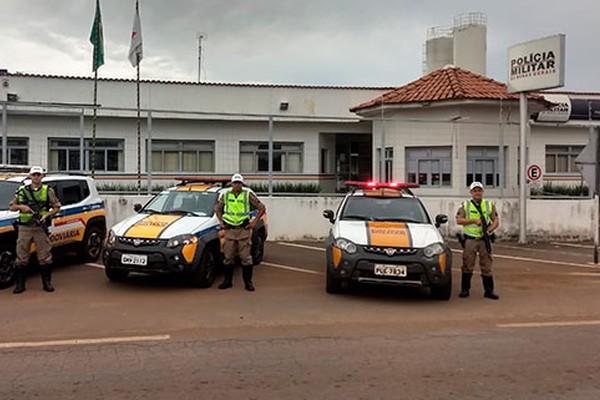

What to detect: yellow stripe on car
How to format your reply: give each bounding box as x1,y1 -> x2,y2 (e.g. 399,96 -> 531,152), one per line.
367,222 -> 411,247
124,214 -> 183,239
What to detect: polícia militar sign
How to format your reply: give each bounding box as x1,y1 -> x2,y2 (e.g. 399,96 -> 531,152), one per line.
507,34 -> 565,93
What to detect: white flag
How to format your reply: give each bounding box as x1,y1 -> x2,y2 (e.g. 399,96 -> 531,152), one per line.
128,0 -> 143,67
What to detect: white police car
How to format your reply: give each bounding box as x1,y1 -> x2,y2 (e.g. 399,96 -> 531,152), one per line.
323,181 -> 452,300
102,178 -> 267,287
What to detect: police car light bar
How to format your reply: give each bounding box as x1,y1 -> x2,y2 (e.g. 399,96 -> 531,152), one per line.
175,177 -> 230,186
345,180 -> 419,189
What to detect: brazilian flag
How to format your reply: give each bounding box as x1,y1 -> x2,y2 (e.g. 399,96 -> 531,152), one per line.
89,0 -> 104,71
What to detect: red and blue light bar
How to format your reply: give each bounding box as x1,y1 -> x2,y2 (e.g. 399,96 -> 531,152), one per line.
345,181 -> 420,189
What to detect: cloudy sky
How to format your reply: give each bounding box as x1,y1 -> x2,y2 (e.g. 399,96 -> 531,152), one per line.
1,0 -> 598,90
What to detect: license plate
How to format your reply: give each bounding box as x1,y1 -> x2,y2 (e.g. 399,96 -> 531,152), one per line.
121,254 -> 148,266
374,264 -> 407,277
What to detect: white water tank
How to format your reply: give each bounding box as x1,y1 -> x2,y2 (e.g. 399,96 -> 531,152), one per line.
423,12 -> 487,75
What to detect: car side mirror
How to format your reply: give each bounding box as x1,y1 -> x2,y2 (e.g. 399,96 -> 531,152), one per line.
435,214 -> 448,228
133,203 -> 142,212
323,209 -> 335,223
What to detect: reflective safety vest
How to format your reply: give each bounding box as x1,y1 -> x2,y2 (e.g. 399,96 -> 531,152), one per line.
463,199 -> 492,238
223,189 -> 250,226
17,184 -> 50,224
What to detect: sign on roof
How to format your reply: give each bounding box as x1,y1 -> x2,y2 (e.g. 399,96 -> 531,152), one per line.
507,34 -> 565,94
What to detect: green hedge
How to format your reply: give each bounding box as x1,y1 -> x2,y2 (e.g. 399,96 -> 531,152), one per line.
530,183 -> 589,197
97,183 -> 166,193
247,182 -> 321,193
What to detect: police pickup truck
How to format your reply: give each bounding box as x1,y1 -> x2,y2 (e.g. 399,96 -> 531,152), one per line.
0,173 -> 107,289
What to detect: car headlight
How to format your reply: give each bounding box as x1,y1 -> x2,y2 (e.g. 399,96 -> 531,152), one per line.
107,230 -> 117,245
167,234 -> 198,248
423,242 -> 445,258
334,238 -> 358,254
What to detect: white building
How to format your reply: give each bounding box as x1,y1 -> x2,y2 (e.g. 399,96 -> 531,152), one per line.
0,67 -> 596,196
0,70 -> 390,192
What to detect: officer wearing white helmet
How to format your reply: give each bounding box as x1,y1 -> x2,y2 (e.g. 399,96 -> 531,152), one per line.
455,181 -> 500,300
9,166 -> 61,294
214,173 -> 266,291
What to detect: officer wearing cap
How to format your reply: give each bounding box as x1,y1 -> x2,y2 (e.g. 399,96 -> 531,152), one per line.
214,173 -> 266,291
9,166 -> 61,294
455,181 -> 500,300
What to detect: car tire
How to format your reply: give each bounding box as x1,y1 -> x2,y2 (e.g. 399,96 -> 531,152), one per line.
105,266 -> 129,282
251,230 -> 265,265
192,247 -> 217,288
430,276 -> 452,300
78,225 -> 105,262
0,247 -> 16,290
326,268 -> 343,294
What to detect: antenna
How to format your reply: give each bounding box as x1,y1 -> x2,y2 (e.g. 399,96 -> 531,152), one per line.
197,32 -> 206,82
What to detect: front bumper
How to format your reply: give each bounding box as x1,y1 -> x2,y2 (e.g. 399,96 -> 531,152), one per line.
326,244 -> 452,288
102,238 -> 200,275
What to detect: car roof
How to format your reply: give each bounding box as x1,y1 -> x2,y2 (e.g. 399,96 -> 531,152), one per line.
5,174 -> 92,183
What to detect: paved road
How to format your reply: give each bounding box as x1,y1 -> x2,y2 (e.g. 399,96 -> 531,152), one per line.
1,241 -> 600,399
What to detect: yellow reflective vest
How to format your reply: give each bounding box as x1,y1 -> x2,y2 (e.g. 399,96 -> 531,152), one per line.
463,199 -> 492,238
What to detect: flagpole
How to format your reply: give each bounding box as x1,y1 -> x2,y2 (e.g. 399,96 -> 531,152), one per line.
91,61 -> 98,178
136,56 -> 141,194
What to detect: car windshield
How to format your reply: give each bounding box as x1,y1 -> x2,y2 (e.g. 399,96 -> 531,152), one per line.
142,190 -> 218,217
0,181 -> 20,210
340,196 -> 430,224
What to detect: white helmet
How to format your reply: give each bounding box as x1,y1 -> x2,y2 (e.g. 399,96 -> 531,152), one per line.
231,173 -> 244,184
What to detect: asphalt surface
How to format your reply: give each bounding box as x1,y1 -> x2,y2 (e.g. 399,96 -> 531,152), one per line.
1,240 -> 600,399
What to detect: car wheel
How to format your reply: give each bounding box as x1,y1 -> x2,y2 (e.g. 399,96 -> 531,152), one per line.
78,225 -> 105,262
0,247 -> 16,290
192,247 -> 217,288
105,266 -> 129,282
430,276 -> 452,300
251,230 -> 265,265
326,268 -> 343,294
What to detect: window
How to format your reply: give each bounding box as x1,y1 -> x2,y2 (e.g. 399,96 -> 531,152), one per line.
466,147 -> 506,188
49,138 -> 124,172
150,140 -> 214,172
320,148 -> 329,174
240,142 -> 303,173
0,138 -> 28,165
406,147 -> 452,187
545,145 -> 584,174
46,180 -> 90,206
384,147 -> 393,182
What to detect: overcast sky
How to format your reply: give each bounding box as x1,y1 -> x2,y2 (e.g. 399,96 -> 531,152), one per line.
1,0 -> 598,91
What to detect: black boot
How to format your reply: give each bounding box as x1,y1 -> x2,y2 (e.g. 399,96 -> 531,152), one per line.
459,272 -> 472,298
41,268 -> 55,293
218,265 -> 233,289
13,266 -> 26,294
242,265 -> 255,292
482,275 -> 499,300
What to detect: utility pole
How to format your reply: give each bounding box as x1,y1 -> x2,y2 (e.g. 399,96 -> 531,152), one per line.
197,33 -> 204,82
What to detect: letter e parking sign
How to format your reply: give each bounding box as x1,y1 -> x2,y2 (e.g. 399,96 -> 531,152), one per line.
527,164 -> 542,182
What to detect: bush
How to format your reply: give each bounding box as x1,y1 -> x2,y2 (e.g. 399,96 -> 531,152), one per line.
530,182 -> 589,197
97,183 -> 166,193
246,182 -> 321,194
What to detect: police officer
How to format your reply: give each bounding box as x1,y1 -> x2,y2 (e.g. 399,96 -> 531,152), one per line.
455,181 -> 499,300
9,166 -> 61,294
215,173 -> 266,291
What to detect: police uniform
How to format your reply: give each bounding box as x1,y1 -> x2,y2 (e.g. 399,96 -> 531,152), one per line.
455,185 -> 499,299
10,181 -> 61,294
215,174 -> 266,291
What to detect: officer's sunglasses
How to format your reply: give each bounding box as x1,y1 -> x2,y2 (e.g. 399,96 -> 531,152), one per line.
30,173 -> 42,177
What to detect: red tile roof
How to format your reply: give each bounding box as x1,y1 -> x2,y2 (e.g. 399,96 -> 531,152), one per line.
351,66 -> 546,112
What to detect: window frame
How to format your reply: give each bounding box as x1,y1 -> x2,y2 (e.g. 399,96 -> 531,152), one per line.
48,138 -> 124,172
149,139 -> 215,173
545,145 -> 584,175
239,141 -> 304,174
0,137 -> 29,165
405,147 -> 452,188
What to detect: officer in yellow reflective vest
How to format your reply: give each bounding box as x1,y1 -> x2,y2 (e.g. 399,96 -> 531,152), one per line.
214,173 -> 266,291
455,181 -> 499,300
9,166 -> 61,294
